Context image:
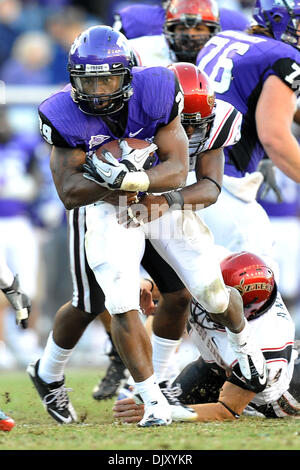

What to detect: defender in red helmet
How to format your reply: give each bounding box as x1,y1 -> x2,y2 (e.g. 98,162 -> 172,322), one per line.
164,0 -> 221,62
114,251 -> 298,423
221,251 -> 276,320
168,62 -> 215,150
166,62 -> 242,173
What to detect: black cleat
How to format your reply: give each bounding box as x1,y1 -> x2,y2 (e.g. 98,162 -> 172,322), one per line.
93,356 -> 128,400
27,360 -> 77,424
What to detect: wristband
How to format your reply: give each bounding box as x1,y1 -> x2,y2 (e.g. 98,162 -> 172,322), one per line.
199,176 -> 222,193
144,278 -> 154,292
163,190 -> 184,209
218,400 -> 240,419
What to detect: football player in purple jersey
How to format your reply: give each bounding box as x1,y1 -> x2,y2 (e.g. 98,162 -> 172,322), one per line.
91,0 -> 251,401
195,1 -> 300,270
112,0 -> 250,67
27,25 -> 267,428
27,24 -> 191,428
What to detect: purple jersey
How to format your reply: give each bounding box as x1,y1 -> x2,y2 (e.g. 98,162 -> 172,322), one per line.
196,30 -> 300,178
219,8 -> 250,32
0,133 -> 40,218
38,66 -> 181,154
258,170 -> 300,218
114,4 -> 165,39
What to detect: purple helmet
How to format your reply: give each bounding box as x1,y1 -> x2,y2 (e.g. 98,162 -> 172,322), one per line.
68,25 -> 135,115
253,0 -> 300,50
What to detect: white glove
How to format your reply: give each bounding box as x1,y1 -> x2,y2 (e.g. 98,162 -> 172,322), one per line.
257,159 -> 283,203
119,139 -> 157,171
2,275 -> 31,328
82,151 -> 129,190
83,140 -> 157,191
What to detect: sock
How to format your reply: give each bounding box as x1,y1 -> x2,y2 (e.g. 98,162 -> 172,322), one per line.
134,374 -> 168,408
38,331 -> 74,384
152,333 -> 181,383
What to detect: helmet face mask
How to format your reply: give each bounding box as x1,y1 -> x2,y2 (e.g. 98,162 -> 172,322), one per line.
253,0 -> 300,50
182,112 -> 215,151
68,26 -> 134,116
164,0 -> 221,62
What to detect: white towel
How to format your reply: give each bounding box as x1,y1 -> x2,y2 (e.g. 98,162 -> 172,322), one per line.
222,172 -> 264,203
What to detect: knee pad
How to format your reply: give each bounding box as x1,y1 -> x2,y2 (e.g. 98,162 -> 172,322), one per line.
193,280 -> 230,314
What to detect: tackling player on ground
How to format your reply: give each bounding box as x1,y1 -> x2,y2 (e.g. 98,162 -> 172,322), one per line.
113,251 -> 300,423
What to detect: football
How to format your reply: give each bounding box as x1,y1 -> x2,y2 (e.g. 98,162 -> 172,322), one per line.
95,137 -> 154,161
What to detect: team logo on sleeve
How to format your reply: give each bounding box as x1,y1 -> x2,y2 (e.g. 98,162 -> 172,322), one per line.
89,134 -> 110,149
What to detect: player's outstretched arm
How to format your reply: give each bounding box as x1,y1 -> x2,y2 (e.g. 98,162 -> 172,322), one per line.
113,381 -> 255,423
256,75 -> 300,183
50,146 -> 138,210
190,382 -> 255,422
119,147 -> 224,226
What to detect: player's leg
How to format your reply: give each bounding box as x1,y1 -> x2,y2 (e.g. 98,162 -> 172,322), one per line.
149,210 -> 267,393
93,309 -> 128,401
1,216 -> 41,366
141,239 -> 191,384
85,202 -> 172,427
27,207 -> 105,424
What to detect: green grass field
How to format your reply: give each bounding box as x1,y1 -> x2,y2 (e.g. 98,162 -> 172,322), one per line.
1,368 -> 300,452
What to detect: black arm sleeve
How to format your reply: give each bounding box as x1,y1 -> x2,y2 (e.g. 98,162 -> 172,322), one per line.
272,57 -> 300,94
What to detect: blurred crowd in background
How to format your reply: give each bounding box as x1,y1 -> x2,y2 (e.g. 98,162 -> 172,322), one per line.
2,0 -> 300,372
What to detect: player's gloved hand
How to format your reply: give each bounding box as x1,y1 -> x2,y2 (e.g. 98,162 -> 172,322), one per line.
257,159 -> 283,203
2,275 -> 31,329
119,139 -> 158,171
82,151 -> 129,190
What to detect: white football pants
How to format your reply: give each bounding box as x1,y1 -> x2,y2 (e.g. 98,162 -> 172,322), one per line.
197,186 -> 279,279
0,216 -> 39,297
85,202 -> 229,315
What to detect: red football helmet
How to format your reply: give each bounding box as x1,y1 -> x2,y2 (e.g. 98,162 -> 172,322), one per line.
220,252 -> 276,320
168,62 -> 215,149
164,0 -> 221,62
